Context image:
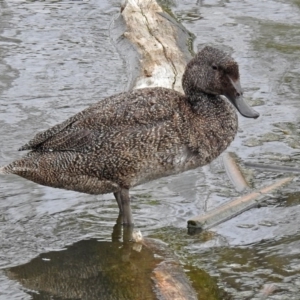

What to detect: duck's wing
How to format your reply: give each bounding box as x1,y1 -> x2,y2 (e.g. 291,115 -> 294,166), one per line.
18,115 -> 85,151
30,128 -> 95,152
18,96 -> 111,151
19,88 -> 182,151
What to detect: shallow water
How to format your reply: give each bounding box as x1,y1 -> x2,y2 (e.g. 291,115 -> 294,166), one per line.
0,0 -> 300,299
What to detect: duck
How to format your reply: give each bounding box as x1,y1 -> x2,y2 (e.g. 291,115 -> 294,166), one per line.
0,46 -> 259,225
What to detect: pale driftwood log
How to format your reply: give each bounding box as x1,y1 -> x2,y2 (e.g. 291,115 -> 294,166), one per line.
222,152 -> 249,192
122,0 -> 187,93
188,177 -> 293,230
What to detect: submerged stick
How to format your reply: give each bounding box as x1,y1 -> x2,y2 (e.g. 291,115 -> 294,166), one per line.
223,152 -> 249,192
188,177 -> 293,230
244,162 -> 300,174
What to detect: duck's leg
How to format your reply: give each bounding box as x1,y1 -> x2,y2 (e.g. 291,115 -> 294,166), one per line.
113,188 -> 133,225
114,191 -> 123,213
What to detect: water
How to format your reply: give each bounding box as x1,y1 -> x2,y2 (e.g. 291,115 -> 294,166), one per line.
0,0 -> 300,299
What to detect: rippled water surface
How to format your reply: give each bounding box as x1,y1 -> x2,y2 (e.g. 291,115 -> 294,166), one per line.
1,0 -> 300,299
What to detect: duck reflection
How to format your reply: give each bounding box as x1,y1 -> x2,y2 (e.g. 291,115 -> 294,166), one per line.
6,222 -> 159,300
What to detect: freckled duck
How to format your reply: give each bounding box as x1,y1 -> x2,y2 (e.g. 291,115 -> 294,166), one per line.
0,46 -> 259,225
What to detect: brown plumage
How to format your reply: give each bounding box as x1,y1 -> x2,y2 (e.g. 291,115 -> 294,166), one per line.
0,46 -> 259,224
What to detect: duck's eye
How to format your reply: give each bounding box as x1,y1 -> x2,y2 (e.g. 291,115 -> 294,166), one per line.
212,65 -> 218,70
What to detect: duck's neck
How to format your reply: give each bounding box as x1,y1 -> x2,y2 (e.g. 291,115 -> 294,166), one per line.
186,90 -> 238,139
187,91 -> 214,104
183,91 -> 238,163
186,92 -> 238,128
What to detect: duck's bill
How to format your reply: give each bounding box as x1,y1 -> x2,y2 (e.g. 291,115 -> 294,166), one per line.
229,95 -> 260,119
226,76 -> 260,119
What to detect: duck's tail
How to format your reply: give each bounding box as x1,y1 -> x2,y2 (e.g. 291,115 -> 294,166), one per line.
0,165 -> 10,174
0,157 -> 50,188
0,164 -> 32,174
0,153 -> 37,175
0,164 -> 19,175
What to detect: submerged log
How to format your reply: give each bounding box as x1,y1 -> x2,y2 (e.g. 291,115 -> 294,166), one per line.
188,177 -> 294,230
153,262 -> 198,300
133,230 -> 198,300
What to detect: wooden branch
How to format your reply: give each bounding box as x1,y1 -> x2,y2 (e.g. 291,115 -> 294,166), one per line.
245,162 -> 300,174
188,177 -> 293,230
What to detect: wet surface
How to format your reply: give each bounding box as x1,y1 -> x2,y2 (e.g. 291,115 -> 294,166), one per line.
0,0 -> 300,299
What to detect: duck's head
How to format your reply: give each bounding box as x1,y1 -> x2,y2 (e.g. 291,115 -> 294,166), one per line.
182,46 -> 259,119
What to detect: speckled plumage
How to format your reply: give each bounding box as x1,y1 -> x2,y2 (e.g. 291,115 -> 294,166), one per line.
0,46 -> 258,224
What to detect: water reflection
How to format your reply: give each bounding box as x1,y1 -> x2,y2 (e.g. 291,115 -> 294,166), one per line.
6,223 -> 158,300
5,219 -> 205,300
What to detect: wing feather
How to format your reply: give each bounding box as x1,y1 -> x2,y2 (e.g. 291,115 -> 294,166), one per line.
18,88 -> 182,151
